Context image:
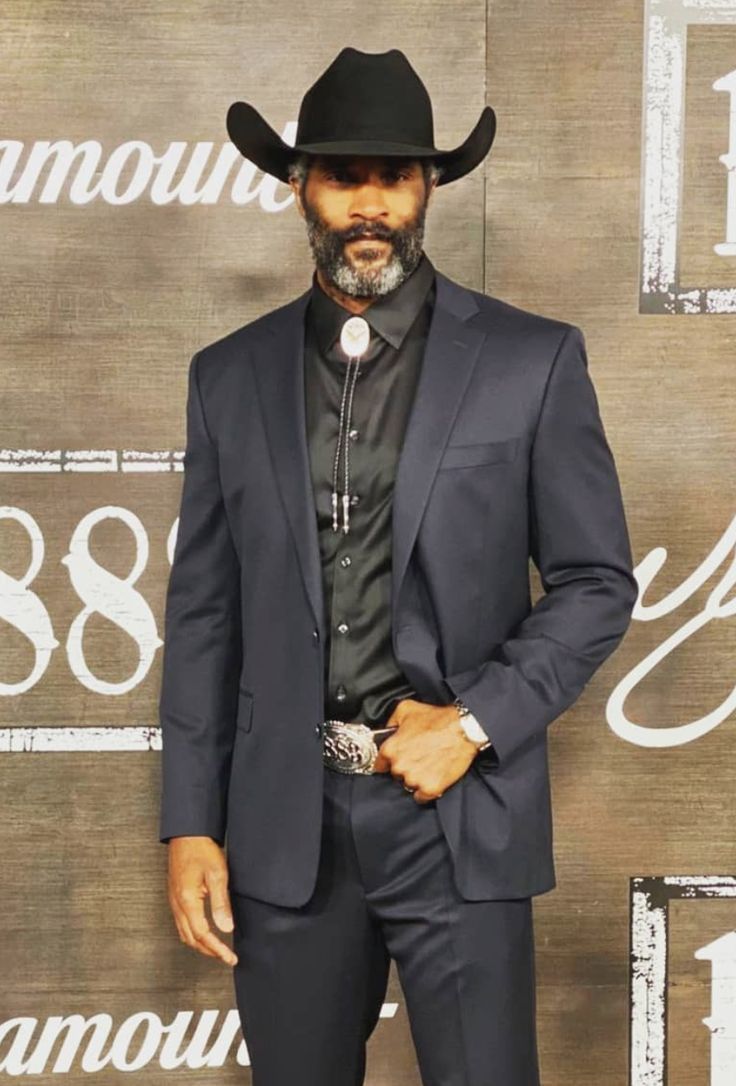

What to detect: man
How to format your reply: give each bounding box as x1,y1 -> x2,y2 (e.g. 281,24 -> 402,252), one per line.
159,47 -> 638,1086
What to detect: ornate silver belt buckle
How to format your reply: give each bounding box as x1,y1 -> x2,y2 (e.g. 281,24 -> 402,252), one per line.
322,720 -> 380,774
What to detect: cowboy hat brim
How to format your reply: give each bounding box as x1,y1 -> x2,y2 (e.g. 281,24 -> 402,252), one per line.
226,100 -> 496,186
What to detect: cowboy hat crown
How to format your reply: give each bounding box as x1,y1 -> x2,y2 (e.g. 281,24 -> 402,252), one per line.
226,46 -> 496,186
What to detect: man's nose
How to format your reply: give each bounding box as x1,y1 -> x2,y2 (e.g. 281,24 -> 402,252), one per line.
348,182 -> 390,220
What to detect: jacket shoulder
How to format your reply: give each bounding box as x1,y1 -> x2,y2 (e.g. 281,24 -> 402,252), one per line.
194,288 -> 310,369
469,286 -> 578,344
435,268 -> 581,359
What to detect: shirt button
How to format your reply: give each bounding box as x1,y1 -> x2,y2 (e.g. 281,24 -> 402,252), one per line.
340,555 -> 351,567
350,494 -> 360,506
336,685 -> 347,702
337,622 -> 349,635
349,429 -> 359,441
312,628 -> 320,641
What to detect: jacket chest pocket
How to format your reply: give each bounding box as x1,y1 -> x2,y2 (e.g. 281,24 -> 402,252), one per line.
437,436 -> 520,471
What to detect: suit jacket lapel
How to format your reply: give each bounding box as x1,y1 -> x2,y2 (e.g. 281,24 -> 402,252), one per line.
251,270 -> 487,646
251,287 -> 326,639
390,271 -> 486,635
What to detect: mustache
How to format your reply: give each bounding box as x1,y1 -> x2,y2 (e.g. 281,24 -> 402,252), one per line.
341,223 -> 394,242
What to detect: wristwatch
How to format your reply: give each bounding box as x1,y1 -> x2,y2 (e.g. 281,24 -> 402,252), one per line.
452,696 -> 493,752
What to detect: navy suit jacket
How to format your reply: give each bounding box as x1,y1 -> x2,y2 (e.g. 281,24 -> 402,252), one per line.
158,267 -> 638,905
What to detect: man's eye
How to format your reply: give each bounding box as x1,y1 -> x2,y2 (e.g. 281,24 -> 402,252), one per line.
324,170 -> 411,183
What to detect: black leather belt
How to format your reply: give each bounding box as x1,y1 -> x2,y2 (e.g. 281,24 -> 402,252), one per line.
321,719 -> 398,774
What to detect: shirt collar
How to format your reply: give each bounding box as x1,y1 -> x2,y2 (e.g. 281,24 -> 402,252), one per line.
307,251 -> 436,356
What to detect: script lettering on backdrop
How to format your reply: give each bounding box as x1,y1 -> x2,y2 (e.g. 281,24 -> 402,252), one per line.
607,512 -> 736,747
0,1002 -> 400,1076
0,122 -> 299,209
0,1008 -> 249,1074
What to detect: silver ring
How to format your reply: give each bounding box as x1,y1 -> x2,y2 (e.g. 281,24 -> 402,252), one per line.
403,783 -> 415,794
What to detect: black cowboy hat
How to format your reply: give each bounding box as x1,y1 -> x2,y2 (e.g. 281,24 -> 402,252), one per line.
226,46 -> 496,187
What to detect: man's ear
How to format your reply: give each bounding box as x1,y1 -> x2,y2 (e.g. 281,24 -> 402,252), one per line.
290,179 -> 306,218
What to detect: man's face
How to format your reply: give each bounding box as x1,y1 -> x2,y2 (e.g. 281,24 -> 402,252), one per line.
290,155 -> 436,299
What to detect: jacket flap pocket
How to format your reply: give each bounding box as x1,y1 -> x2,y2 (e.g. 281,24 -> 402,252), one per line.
439,436 -> 520,470
236,686 -> 254,733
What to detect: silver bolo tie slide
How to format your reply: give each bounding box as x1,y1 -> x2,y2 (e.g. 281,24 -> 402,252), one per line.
331,315 -> 371,535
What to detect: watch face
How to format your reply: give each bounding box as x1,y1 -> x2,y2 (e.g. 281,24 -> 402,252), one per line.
460,713 -> 489,745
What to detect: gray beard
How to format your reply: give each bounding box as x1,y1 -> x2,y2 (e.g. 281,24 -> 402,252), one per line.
303,201 -> 427,299
324,246 -> 420,296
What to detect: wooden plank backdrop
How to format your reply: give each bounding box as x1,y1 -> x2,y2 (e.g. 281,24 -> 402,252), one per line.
1,1 -> 734,1083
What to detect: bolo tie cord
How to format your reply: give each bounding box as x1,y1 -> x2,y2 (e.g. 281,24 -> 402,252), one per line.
331,350 -> 362,534
331,316 -> 371,534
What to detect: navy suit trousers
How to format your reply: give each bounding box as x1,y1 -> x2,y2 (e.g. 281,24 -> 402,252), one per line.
231,766 -> 541,1086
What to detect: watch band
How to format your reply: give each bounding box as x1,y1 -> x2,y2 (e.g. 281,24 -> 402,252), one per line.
452,696 -> 492,751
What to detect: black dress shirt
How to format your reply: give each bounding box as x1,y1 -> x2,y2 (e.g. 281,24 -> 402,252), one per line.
303,251 -> 436,728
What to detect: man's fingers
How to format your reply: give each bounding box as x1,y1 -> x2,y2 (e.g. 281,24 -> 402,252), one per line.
395,770 -> 440,805
188,914 -> 238,965
373,733 -> 400,774
372,748 -> 390,773
412,789 -> 435,805
170,902 -> 217,957
206,866 -> 234,933
178,889 -> 238,966
166,841 -> 238,965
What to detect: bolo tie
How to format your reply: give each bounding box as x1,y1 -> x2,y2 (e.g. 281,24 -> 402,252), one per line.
331,315 -> 371,535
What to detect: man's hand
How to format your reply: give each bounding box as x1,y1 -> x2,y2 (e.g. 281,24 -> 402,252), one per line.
372,697 -> 483,803
167,836 -> 238,966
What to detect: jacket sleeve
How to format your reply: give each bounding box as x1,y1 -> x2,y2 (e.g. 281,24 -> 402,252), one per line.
443,325 -> 638,767
158,350 -> 242,845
